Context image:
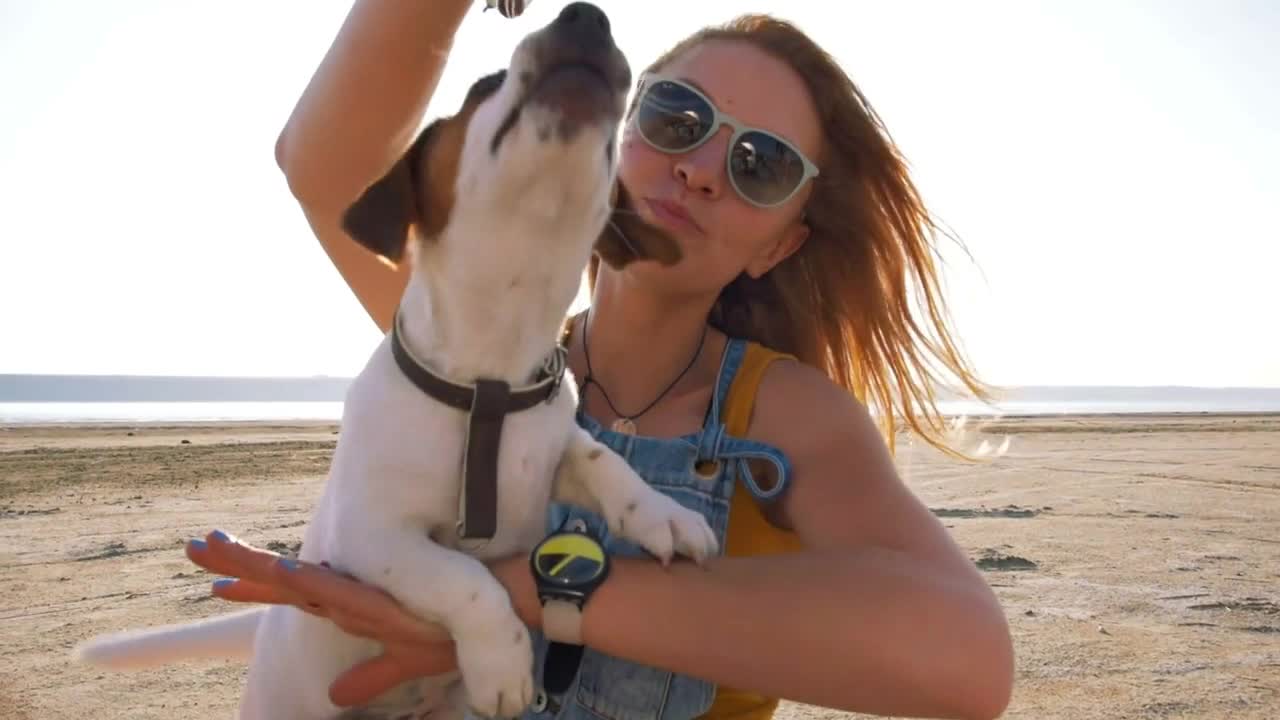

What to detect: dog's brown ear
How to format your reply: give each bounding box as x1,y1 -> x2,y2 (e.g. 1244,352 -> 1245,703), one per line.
340,70 -> 509,264
341,128 -> 435,266
595,183 -> 683,268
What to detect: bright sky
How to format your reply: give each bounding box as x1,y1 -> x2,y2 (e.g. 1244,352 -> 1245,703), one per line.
1,0 -> 1276,387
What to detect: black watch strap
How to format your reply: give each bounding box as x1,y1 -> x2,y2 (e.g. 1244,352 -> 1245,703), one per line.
543,640 -> 585,695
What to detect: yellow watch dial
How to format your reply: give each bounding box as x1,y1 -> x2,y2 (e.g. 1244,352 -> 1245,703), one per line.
534,533 -> 606,586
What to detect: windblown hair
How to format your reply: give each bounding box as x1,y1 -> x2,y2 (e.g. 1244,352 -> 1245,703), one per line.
590,15 -> 995,455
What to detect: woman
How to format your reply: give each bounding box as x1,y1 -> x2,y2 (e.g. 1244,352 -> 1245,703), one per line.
188,1 -> 1014,718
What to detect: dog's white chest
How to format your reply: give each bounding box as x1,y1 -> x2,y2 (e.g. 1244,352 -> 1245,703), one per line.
315,339 -> 576,562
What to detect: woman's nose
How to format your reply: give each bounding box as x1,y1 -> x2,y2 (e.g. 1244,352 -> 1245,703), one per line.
672,130 -> 728,199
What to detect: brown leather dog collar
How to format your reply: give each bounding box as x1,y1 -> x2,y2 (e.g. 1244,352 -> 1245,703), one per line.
390,311 -> 567,540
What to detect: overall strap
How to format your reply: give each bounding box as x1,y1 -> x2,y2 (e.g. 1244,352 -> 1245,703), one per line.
715,341 -> 798,501
694,338 -> 748,464
721,341 -> 795,437
705,337 -> 748,429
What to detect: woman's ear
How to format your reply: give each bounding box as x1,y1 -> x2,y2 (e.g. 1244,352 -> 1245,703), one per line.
746,220 -> 809,279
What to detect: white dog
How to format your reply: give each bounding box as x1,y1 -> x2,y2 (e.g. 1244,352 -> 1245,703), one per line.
74,4 -> 715,718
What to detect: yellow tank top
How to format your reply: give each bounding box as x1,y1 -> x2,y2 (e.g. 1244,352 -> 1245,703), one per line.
697,340 -> 801,720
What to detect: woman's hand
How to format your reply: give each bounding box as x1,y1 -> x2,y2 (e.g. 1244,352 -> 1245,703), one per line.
185,530 -> 460,707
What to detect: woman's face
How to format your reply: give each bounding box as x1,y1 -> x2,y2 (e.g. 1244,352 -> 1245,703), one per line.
613,39 -> 823,298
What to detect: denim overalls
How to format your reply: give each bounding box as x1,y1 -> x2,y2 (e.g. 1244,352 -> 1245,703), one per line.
518,337 -> 794,720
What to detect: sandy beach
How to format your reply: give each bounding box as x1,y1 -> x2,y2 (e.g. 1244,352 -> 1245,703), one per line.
1,414 -> 1276,719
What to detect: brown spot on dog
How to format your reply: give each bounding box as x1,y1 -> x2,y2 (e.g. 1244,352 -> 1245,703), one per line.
341,70 -> 508,266
594,183 -> 683,269
418,115 -> 468,238
625,501 -> 637,514
514,630 -> 524,645
469,591 -> 479,603
586,447 -> 603,460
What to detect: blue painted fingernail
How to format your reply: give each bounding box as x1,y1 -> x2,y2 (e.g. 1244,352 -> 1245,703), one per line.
210,530 -> 231,543
278,558 -> 299,572
188,539 -> 207,551
212,578 -> 236,591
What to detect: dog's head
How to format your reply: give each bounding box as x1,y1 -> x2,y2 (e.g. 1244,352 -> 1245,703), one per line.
341,2 -> 681,270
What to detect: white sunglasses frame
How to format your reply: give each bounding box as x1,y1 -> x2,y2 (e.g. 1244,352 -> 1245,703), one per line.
630,72 -> 821,208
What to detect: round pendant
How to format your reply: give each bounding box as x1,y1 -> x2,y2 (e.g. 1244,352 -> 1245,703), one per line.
611,417 -> 638,435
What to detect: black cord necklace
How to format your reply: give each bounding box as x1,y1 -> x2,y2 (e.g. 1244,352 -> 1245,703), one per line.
578,307 -> 708,435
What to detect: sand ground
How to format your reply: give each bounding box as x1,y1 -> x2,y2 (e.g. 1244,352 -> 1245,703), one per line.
1,414 -> 1277,719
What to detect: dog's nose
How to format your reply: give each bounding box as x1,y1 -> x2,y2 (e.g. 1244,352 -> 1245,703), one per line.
553,2 -> 611,43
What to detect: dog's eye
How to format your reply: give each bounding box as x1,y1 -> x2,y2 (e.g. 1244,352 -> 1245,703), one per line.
468,70 -> 508,104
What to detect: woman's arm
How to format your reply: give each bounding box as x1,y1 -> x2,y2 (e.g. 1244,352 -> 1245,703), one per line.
498,360 -> 1014,720
187,362 -> 1012,717
277,0 -> 473,332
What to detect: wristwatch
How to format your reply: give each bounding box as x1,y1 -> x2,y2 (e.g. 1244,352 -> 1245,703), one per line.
530,524 -> 609,695
530,524 -> 610,645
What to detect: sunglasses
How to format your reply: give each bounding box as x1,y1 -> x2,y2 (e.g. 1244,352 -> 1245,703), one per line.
630,73 -> 820,208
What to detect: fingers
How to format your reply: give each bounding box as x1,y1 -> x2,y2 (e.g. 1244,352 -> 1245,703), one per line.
206,573 -> 394,639
186,530 -> 290,584
184,527 -> 463,711
325,605 -> 400,640
186,528 -> 452,647
209,578 -> 298,605
187,531 -> 334,616
329,653 -> 417,707
264,558 -> 453,646
329,648 -> 458,707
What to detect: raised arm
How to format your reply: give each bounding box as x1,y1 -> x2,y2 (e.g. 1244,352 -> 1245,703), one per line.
276,0 -> 473,332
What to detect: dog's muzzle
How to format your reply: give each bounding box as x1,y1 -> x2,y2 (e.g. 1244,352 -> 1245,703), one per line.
494,2 -> 631,149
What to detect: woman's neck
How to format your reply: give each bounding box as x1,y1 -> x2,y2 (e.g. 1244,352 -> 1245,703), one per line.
571,268 -> 720,420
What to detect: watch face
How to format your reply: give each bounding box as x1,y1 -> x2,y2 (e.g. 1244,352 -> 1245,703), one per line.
534,532 -> 606,587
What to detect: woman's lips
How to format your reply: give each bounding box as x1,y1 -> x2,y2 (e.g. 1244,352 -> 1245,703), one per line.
643,197 -> 702,234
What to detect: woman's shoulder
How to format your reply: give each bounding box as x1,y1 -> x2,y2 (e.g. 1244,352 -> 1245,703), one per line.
727,338 -> 844,420
739,339 -> 881,464
726,337 -> 892,531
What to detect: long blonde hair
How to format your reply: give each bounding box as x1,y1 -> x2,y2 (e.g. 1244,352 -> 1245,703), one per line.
590,15 -> 994,456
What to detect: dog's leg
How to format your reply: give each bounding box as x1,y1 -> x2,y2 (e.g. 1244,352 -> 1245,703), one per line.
553,427 -> 719,564
331,529 -> 534,719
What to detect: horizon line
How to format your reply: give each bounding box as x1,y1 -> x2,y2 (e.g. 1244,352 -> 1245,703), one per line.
1,372 -> 1278,393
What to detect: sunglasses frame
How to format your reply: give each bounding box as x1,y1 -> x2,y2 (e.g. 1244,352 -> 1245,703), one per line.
630,72 -> 821,209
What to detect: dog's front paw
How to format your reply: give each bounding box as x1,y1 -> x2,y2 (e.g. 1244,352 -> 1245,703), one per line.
612,490 -> 718,566
454,617 -> 535,719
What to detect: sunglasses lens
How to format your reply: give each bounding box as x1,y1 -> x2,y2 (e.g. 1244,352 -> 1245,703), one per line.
730,131 -> 808,206
635,80 -> 715,152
